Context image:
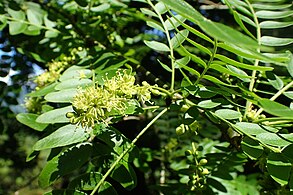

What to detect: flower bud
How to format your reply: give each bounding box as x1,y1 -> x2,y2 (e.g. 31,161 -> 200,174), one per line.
176,124 -> 185,136
185,150 -> 193,156
199,159 -> 208,165
201,168 -> 209,175
66,112 -> 75,118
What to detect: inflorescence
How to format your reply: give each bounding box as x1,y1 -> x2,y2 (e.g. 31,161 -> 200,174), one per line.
66,69 -> 155,128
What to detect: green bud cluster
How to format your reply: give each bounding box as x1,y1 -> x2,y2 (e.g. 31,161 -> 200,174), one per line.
68,69 -> 153,128
246,108 -> 266,122
185,143 -> 210,191
175,121 -> 199,136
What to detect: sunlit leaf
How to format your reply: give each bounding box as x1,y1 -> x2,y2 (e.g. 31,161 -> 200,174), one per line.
8,21 -> 27,35
214,109 -> 242,120
144,40 -> 170,52
27,83 -> 58,97
164,15 -> 185,30
260,21 -> 293,29
235,122 -> 278,135
171,29 -> 188,49
256,10 -> 293,19
33,124 -> 89,150
266,72 -> 284,90
256,133 -> 293,147
45,89 -> 77,103
16,113 -> 48,131
258,99 -> 293,118
252,3 -> 292,10
261,36 -> 293,47
146,21 -> 164,32
36,105 -> 73,124
287,52 -> 293,78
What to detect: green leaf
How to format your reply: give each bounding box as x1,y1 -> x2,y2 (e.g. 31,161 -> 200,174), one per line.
124,100 -> 141,115
202,75 -> 232,87
176,58 -> 200,77
96,127 -> 137,162
266,72 -> 284,90
210,64 -> 250,82
171,29 -> 188,49
162,0 -> 258,49
287,52 -> 293,78
263,52 -> 291,63
252,3 -> 292,10
59,67 -> 92,82
226,65 -> 251,82
214,109 -> 242,120
16,113 -> 48,131
7,8 -> 25,20
154,2 -> 168,14
0,16 -> 7,31
164,15 -> 185,30
68,172 -> 117,194
110,161 -> 137,190
68,172 -> 103,190
284,91 -> 293,100
179,45 -> 207,68
26,8 -> 43,26
174,56 -> 190,68
39,143 -> 92,188
215,54 -> 273,71
260,21 -> 293,29
261,36 -> 293,47
256,133 -> 293,147
90,3 -> 111,12
232,10 -> 255,39
44,190 -> 87,195
55,78 -> 92,90
23,25 -> 41,36
173,18 -> 213,43
140,8 -> 158,18
241,136 -> 263,160
282,144 -> 293,162
28,83 -> 58,97
45,89 -> 77,103
146,21 -> 164,32
234,122 -> 278,136
256,10 -> 293,19
33,124 -> 89,151
36,105 -> 73,124
144,40 -> 170,52
267,152 -> 291,186
157,59 -> 171,72
44,15 -> 56,28
160,0 -> 204,24
8,21 -> 27,35
258,99 -> 293,118
217,43 -> 279,64
197,99 -> 221,109
200,20 -> 258,49
99,181 -> 118,195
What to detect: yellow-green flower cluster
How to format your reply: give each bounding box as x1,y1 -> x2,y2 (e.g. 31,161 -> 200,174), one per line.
34,48 -> 82,88
68,69 -> 153,128
24,97 -> 43,114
